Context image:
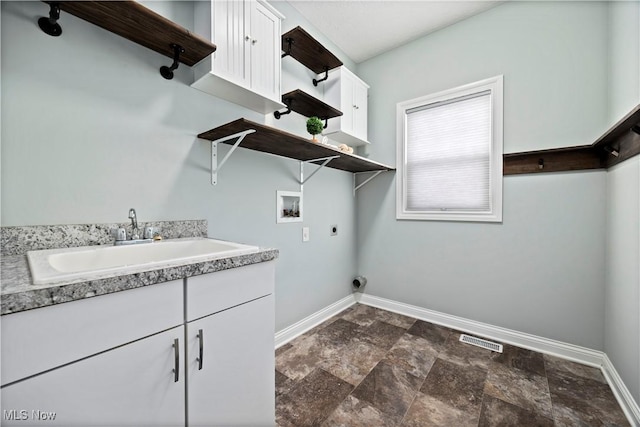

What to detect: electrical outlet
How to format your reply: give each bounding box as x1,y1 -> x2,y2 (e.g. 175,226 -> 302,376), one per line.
330,225 -> 338,236
302,227 -> 310,242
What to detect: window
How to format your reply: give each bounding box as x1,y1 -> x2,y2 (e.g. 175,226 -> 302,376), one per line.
396,76 -> 503,222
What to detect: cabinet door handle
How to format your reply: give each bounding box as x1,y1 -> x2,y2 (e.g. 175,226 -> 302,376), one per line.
197,329 -> 204,370
252,39 -> 257,45
245,35 -> 251,41
172,338 -> 179,383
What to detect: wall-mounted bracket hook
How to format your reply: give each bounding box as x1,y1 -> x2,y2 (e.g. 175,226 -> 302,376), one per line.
604,146 -> 620,157
313,66 -> 330,87
281,37 -> 294,58
322,117 -> 329,129
38,2 -> 62,37
274,99 -> 293,119
160,44 -> 185,80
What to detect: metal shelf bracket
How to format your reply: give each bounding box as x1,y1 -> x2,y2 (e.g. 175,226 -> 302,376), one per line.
300,156 -> 340,186
353,170 -> 384,195
210,129 -> 256,185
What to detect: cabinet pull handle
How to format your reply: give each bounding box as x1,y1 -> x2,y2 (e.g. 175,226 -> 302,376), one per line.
197,329 -> 204,370
172,338 -> 180,383
245,35 -> 251,41
252,39 -> 257,45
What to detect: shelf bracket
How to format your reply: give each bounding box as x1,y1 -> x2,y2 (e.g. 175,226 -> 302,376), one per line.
313,66 -> 330,87
160,44 -> 185,80
210,129 -> 256,185
38,2 -> 62,37
300,156 -> 340,186
274,98 -> 293,119
281,37 -> 294,58
353,171 -> 384,195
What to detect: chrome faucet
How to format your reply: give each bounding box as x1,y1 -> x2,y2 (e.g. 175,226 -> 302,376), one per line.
113,209 -> 158,245
128,208 -> 140,240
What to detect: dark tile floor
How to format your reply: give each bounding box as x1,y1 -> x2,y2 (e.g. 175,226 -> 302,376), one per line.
275,304 -> 630,427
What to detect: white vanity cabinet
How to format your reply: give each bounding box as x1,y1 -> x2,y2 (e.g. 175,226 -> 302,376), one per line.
0,260 -> 276,427
186,261 -> 275,426
1,279 -> 185,427
324,66 -> 370,147
192,0 -> 284,114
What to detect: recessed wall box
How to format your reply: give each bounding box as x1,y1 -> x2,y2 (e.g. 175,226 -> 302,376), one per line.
277,191 -> 303,223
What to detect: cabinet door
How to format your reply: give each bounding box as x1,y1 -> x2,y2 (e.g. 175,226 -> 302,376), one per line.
1,327 -> 185,427
249,0 -> 281,100
341,70 -> 357,135
212,0 -> 250,87
353,80 -> 368,140
187,295 -> 275,426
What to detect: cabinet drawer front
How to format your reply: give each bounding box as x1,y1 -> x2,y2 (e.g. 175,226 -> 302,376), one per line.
186,261 -> 275,321
1,280 -> 183,386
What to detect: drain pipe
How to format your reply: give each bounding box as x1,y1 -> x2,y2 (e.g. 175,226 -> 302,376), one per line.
352,276 -> 367,289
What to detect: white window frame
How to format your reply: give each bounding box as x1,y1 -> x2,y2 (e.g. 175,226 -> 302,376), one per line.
396,75 -> 503,222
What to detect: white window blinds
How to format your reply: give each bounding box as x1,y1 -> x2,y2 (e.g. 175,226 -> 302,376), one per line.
405,91 -> 492,212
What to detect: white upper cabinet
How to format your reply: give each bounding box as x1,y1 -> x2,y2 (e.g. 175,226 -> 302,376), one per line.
324,66 -> 371,147
192,0 -> 285,113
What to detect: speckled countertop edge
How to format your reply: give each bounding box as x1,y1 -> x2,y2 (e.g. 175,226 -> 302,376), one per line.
1,248 -> 278,315
1,220 -> 279,315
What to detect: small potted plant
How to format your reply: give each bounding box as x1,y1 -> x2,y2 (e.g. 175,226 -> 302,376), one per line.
306,116 -> 324,143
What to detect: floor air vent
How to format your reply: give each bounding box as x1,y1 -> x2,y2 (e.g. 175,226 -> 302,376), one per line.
459,334 -> 503,353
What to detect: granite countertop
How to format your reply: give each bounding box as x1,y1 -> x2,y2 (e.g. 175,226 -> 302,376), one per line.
1,248 -> 278,315
0,222 -> 279,315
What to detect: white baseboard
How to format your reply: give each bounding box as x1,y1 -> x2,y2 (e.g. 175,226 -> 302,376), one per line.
274,294 -> 356,349
357,294 -> 605,367
602,354 -> 640,426
358,294 -> 640,426
275,292 -> 639,426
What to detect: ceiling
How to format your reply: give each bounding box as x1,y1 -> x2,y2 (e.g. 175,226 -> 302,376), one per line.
285,1 -> 504,63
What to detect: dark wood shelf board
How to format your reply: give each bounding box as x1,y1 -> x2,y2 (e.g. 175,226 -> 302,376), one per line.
52,1 -> 216,66
504,146 -> 602,175
281,26 -> 343,74
198,119 -> 394,173
281,90 -> 342,119
505,104 -> 640,175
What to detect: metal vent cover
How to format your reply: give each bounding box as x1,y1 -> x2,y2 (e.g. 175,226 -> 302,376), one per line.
459,334 -> 503,353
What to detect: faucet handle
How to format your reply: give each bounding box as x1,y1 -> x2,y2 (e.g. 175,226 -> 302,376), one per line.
112,227 -> 127,241
143,226 -> 158,240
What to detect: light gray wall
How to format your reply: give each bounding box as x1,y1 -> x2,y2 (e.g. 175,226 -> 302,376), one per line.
605,0 -> 640,406
356,1 -> 609,350
607,1 -> 640,125
606,159 -> 640,405
0,1 -> 357,331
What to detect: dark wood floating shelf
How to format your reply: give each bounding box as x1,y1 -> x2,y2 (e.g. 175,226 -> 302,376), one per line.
281,26 -> 343,74
198,119 -> 394,174
504,104 -> 640,175
48,1 -> 216,67
280,89 -> 342,120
